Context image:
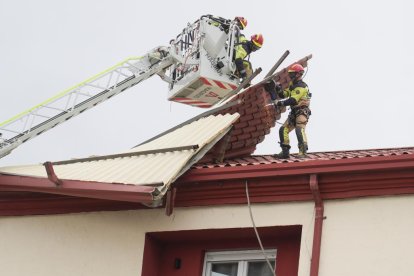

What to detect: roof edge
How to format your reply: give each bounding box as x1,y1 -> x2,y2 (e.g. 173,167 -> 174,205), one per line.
179,153 -> 414,183
0,173 -> 155,203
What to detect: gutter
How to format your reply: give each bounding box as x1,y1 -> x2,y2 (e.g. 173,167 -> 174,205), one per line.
309,174 -> 324,276
0,172 -> 156,203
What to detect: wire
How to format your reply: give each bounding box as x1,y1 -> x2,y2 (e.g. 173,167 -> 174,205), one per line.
245,180 -> 276,276
302,64 -> 309,80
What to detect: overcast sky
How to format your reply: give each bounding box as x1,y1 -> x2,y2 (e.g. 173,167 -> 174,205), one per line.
0,0 -> 413,166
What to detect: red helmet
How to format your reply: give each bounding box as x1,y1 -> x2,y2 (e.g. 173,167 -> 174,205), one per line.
288,64 -> 305,73
235,16 -> 247,30
251,34 -> 264,48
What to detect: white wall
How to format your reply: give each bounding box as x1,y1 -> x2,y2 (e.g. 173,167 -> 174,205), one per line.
0,201 -> 314,276
0,195 -> 413,276
320,195 -> 414,276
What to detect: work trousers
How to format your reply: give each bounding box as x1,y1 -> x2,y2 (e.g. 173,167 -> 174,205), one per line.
279,107 -> 310,153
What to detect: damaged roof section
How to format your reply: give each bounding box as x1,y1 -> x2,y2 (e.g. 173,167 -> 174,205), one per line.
200,54 -> 313,162
0,113 -> 240,206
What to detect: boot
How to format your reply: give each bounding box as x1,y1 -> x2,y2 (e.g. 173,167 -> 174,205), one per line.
297,143 -> 308,158
275,144 -> 291,159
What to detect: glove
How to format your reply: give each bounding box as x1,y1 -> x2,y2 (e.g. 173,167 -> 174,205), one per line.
264,80 -> 276,92
274,100 -> 284,107
240,70 -> 247,79
275,83 -> 282,92
243,82 -> 251,89
264,80 -> 282,92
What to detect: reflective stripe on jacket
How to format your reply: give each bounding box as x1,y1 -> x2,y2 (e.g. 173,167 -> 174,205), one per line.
234,41 -> 253,76
283,80 -> 311,107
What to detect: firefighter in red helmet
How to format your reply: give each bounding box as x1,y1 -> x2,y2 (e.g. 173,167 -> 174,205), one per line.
233,16 -> 248,43
234,16 -> 248,30
234,34 -> 264,85
265,63 -> 311,158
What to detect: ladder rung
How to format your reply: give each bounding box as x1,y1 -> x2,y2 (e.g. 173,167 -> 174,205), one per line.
0,128 -> 22,134
31,113 -> 52,119
85,83 -> 110,90
74,91 -> 93,98
114,69 -> 130,77
41,105 -> 67,112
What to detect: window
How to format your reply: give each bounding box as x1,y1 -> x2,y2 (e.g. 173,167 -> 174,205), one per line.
203,249 -> 276,276
142,226 -> 301,276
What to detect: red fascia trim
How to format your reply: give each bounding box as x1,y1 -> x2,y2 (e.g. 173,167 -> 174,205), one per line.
174,168 -> 414,208
175,176 -> 312,207
180,154 -> 414,183
0,195 -> 146,216
0,174 -> 155,203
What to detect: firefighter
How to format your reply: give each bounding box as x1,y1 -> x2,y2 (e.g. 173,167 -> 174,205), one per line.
234,34 -> 264,84
233,16 -> 248,44
234,16 -> 248,33
265,64 -> 311,158
206,15 -> 247,35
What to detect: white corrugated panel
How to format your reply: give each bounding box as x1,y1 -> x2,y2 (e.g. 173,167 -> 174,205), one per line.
128,113 -> 236,152
0,114 -> 239,188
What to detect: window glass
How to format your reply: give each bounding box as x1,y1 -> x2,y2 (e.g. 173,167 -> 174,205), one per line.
247,260 -> 275,276
204,250 -> 276,276
211,262 -> 238,276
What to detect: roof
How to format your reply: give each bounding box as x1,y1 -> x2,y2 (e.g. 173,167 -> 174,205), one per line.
0,113 -> 240,206
1,146 -> 413,215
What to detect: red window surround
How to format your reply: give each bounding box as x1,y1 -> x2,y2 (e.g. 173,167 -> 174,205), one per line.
142,225 -> 302,276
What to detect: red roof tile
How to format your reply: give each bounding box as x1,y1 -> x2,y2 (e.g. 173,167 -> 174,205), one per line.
195,147 -> 414,169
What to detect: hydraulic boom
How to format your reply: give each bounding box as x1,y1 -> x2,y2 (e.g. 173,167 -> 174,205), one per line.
0,15 -> 251,158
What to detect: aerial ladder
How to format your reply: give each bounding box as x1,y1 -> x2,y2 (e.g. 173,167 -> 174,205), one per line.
0,16 -> 255,159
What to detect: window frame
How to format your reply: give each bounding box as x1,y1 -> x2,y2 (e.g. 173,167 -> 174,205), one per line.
202,249 -> 277,276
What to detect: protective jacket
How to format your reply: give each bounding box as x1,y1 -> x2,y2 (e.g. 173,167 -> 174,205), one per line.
278,80 -> 311,108
234,41 -> 254,78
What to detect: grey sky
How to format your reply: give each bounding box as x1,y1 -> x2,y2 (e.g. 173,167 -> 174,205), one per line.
0,0 -> 413,166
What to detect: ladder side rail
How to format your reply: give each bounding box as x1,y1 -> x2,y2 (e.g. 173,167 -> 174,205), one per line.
0,57 -> 142,128
10,59 -> 171,142
0,56 -> 174,158
0,59 -> 138,137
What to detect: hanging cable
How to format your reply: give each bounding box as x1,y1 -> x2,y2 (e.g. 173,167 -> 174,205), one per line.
245,180 -> 276,276
302,65 -> 309,80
